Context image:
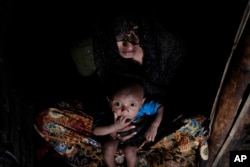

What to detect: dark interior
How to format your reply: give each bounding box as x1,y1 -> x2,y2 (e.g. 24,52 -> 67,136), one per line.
1,0 -> 249,166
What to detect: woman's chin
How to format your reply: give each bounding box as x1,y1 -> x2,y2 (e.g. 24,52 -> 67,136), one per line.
121,53 -> 135,59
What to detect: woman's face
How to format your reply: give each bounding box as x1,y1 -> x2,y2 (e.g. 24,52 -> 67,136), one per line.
116,26 -> 144,63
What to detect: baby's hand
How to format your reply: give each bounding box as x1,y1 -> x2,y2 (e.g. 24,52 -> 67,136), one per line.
113,115 -> 131,130
144,125 -> 158,142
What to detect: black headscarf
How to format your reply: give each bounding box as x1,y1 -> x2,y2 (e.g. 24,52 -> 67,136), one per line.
93,11 -> 186,103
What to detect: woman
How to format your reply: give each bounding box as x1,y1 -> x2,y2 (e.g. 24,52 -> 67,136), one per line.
35,11 -> 209,167
92,11 -> 187,104
90,12 -> 187,144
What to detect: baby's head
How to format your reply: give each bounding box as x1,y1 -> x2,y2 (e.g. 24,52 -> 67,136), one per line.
107,75 -> 146,119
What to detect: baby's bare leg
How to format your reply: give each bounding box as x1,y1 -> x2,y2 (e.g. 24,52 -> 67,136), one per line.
103,137 -> 118,167
123,145 -> 137,167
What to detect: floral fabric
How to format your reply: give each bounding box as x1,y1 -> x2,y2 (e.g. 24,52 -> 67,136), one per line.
34,101 -> 209,167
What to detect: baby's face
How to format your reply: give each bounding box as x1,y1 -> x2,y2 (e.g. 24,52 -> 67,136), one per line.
109,88 -> 145,119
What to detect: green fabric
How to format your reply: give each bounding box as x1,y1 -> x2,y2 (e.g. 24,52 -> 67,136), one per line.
71,38 -> 96,76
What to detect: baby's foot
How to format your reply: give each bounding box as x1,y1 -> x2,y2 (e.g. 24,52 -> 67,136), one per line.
115,154 -> 124,164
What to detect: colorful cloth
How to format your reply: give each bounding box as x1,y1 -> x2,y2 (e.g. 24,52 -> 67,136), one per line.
34,100 -> 209,167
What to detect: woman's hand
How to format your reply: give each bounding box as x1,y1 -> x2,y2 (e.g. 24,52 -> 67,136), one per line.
116,125 -> 137,141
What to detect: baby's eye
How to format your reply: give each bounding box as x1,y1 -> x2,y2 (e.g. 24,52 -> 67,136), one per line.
130,103 -> 136,107
114,102 -> 121,107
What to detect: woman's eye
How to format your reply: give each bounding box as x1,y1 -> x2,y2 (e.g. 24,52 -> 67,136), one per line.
133,29 -> 139,35
132,26 -> 139,34
115,34 -> 124,41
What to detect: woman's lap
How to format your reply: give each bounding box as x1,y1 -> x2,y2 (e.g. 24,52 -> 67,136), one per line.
34,100 -> 209,167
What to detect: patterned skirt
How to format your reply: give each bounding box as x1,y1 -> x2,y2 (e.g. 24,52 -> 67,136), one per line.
34,100 -> 209,167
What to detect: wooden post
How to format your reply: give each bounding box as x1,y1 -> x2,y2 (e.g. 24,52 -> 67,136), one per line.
206,16 -> 250,166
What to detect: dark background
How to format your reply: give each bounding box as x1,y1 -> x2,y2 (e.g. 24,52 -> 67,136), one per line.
1,0 -> 249,166
4,0 -> 247,114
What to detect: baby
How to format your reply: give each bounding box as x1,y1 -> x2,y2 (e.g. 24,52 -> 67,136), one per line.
92,76 -> 164,167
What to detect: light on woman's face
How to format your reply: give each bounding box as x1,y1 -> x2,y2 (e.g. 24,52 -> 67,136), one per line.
117,41 -> 138,58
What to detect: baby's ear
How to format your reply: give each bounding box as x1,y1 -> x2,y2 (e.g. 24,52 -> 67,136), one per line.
142,97 -> 146,104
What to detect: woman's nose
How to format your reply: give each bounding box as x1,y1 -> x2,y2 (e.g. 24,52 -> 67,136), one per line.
122,40 -> 134,47
122,32 -> 139,45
